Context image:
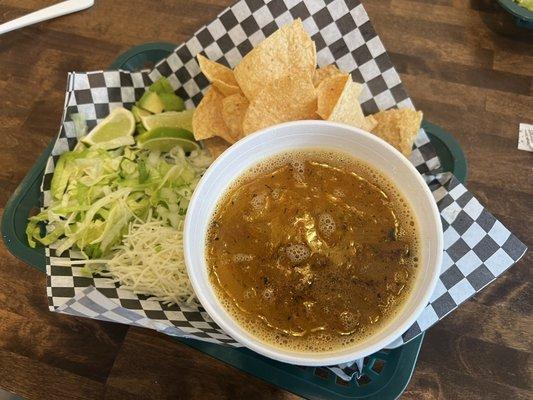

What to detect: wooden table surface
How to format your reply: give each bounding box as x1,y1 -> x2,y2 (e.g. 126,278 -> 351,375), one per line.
0,0 -> 531,399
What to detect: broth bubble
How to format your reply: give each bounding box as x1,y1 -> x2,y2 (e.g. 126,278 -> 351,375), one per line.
286,244 -> 310,264
318,212 -> 336,236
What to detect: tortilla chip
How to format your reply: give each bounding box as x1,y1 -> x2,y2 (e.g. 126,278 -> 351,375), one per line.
316,74 -> 374,131
222,93 -> 249,141
204,136 -> 231,159
313,64 -> 344,88
214,80 -> 241,97
371,109 -> 423,156
242,74 -> 317,135
234,19 -> 316,100
192,87 -> 231,141
197,54 -> 240,96
316,74 -> 352,119
365,115 -> 378,131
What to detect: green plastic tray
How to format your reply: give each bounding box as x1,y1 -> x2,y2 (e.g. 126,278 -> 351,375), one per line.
1,43 -> 467,400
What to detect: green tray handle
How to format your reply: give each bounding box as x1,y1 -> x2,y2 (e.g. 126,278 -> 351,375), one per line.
422,121 -> 467,183
108,42 -> 176,71
1,140 -> 53,271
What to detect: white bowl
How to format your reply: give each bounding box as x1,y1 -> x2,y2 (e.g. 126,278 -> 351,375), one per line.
184,120 -> 442,366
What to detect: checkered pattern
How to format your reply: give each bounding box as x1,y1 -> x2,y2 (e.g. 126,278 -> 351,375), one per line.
40,0 -> 527,380
328,358 -> 364,382
55,286 -> 237,345
46,245 -> 237,344
399,173 -> 527,343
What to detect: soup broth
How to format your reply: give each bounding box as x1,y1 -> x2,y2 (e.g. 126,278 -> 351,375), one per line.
206,150 -> 420,352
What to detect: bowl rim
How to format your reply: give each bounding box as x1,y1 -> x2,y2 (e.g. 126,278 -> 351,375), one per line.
184,120 -> 443,366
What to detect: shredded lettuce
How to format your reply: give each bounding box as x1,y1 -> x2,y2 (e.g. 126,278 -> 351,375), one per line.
28,145 -> 212,257
71,113 -> 87,137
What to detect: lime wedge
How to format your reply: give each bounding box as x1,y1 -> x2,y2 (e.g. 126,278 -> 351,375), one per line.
81,107 -> 135,149
132,105 -> 151,122
139,137 -> 200,153
137,127 -> 199,152
141,110 -> 194,131
137,127 -> 194,143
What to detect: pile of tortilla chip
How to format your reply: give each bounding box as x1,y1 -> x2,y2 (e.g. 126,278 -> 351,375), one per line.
192,19 -> 422,159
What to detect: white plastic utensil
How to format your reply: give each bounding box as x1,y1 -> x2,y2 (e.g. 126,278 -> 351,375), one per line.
0,0 -> 94,35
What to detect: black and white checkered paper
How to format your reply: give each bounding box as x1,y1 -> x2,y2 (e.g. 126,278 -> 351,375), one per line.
42,0 -> 526,380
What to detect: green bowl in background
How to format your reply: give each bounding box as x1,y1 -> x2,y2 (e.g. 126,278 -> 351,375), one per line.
496,0 -> 533,28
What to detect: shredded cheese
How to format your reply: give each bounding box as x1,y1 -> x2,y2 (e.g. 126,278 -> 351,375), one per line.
99,215 -> 197,304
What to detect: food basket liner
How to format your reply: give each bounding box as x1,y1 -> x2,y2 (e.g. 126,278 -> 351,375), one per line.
43,0 -> 527,379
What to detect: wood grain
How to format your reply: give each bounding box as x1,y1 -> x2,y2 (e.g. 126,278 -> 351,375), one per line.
106,328 -> 300,400
0,0 -> 531,399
